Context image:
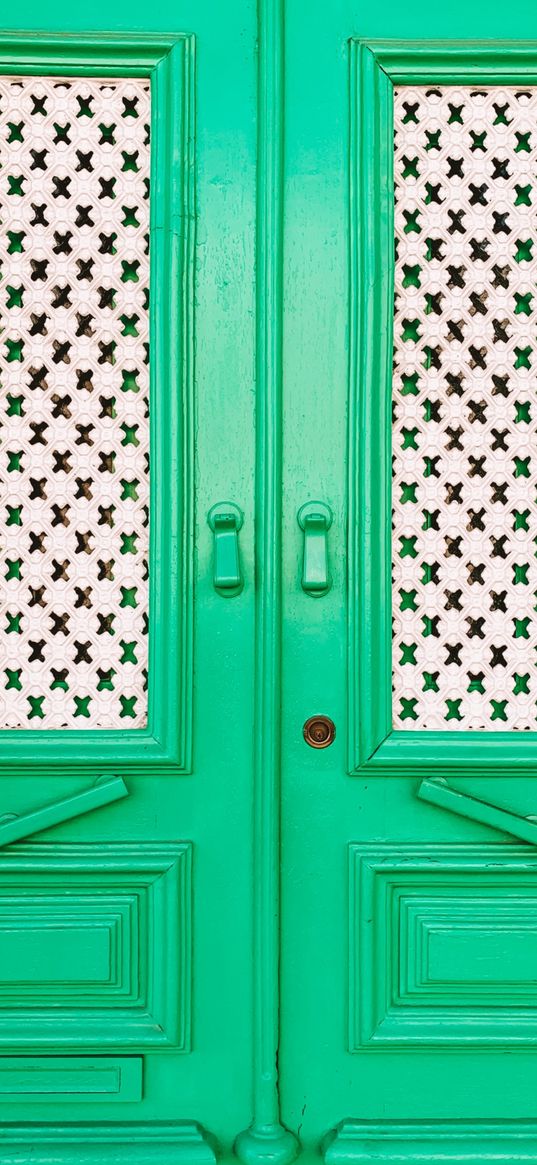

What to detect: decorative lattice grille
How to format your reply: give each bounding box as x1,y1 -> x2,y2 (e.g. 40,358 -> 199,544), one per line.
393,87 -> 537,730
0,76 -> 150,729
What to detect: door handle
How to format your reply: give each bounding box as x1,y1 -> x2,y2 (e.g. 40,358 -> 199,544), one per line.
297,501 -> 333,596
417,777 -> 537,845
207,502 -> 244,595
0,774 -> 128,848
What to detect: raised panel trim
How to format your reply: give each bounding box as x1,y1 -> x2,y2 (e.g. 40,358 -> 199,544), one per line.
323,1120 -> 537,1165
0,1056 -> 142,1102
349,843 -> 537,1048
347,39 -> 537,776
0,842 -> 191,1050
0,1123 -> 217,1165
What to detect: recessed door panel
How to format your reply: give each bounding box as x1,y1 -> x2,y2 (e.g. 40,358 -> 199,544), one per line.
0,842 -> 191,1047
0,1056 -> 143,1101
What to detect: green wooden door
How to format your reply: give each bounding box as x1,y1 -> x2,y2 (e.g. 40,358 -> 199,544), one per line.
281,2 -> 537,1164
0,0 -> 257,1158
8,0 -> 537,1162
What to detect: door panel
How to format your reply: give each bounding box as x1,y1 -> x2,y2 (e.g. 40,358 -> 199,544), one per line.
0,1056 -> 143,1102
391,80 -> 537,734
0,0 -> 257,1157
0,33 -> 193,773
0,842 -> 190,1047
0,70 -> 151,732
282,1 -> 537,1161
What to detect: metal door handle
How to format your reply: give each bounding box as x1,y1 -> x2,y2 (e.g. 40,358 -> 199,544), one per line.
418,777 -> 537,845
298,501 -> 333,595
207,502 -> 244,595
0,775 -> 128,848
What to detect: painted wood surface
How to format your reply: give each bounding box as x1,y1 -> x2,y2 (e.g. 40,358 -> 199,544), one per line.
0,0 -> 257,1156
5,0 -> 537,1162
280,0 -> 537,1162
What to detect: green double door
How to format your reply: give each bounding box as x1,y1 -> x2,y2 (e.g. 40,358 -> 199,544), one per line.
3,0 -> 537,1162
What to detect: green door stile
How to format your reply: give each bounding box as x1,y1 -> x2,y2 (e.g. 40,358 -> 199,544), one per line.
235,0 -> 298,1162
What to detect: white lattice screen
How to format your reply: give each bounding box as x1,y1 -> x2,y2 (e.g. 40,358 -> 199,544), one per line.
393,87 -> 537,730
0,76 -> 150,729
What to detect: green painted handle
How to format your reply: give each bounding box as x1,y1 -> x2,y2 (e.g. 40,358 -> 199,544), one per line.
0,775 -> 128,847
207,502 -> 244,595
213,513 -> 242,589
297,501 -> 333,596
418,777 -> 537,845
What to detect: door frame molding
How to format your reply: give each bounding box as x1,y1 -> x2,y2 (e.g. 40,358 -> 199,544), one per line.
323,1119 -> 537,1165
234,1 -> 298,1162
0,1122 -> 217,1165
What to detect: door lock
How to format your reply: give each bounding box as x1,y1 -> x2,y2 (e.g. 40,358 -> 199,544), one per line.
303,715 -> 336,749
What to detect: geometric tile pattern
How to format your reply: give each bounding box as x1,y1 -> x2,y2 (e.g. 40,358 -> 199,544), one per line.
0,77 -> 150,728
393,87 -> 537,729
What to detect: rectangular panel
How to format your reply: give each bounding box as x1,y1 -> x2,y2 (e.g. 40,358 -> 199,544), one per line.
349,844 -> 537,1048
0,36 -> 194,773
392,85 -> 537,731
0,842 -> 191,1048
348,43 -> 537,773
0,919 -> 111,983
0,902 -> 132,996
0,75 -> 150,729
0,1055 -> 142,1101
426,924 -> 537,983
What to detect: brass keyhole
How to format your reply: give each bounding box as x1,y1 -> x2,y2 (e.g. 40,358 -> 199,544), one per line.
303,715 -> 336,749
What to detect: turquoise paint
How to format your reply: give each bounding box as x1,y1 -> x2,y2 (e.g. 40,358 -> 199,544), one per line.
280,1 -> 537,1160
0,0 -> 257,1156
2,1 -> 537,1162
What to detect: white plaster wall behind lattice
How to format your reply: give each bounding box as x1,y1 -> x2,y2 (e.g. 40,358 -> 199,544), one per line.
393,87 -> 537,730
0,76 -> 150,729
